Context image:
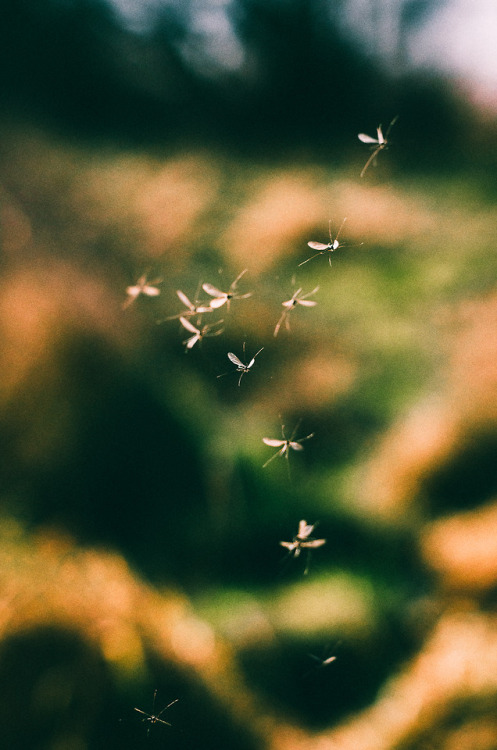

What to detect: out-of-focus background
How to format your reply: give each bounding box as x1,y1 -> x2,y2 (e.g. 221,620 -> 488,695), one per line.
2,1 -> 497,748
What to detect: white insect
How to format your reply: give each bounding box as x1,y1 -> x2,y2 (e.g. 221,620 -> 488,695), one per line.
358,116 -> 398,178
202,269 -> 252,310
274,286 -> 319,337
280,520 -> 326,574
300,218 -> 351,267
220,343 -> 264,386
308,651 -> 337,668
262,423 -> 314,468
179,316 -> 224,351
123,274 -> 162,309
134,690 -> 178,736
161,289 -> 213,322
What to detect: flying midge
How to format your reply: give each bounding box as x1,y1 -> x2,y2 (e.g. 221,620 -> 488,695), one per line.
300,218 -> 362,267
274,286 -> 319,337
123,274 -> 162,309
262,423 -> 314,468
280,520 -> 326,574
202,269 -> 252,310
161,289 -> 213,322
134,690 -> 178,736
179,316 -> 224,351
219,343 -> 264,386
308,652 -> 337,668
358,116 -> 398,177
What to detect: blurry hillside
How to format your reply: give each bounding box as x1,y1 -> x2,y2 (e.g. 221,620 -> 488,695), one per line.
2,1 -> 497,749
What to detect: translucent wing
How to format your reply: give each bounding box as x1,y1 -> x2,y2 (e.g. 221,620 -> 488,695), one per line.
143,285 -> 161,297
376,126 -> 384,143
184,334 -> 200,349
227,352 -> 244,367
298,520 -> 314,538
202,282 -> 225,297
179,316 -> 199,334
289,441 -> 304,451
208,297 -> 227,309
126,285 -> 140,297
302,538 -> 326,549
176,290 -> 194,309
263,438 -> 286,447
358,133 -> 378,144
307,241 -> 330,250
280,541 -> 295,550
297,299 -> 317,307
282,299 -> 296,309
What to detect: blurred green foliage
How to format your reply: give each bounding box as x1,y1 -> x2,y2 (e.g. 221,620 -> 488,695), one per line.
2,2 -> 497,749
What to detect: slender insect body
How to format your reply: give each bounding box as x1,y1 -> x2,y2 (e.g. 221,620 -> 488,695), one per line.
358,116 -> 398,177
123,274 -> 162,308
202,269 -> 252,310
179,316 -> 224,350
134,690 -> 178,736
274,286 -> 319,337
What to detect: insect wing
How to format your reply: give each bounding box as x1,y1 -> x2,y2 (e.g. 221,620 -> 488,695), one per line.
208,296 -> 227,309
307,241 -> 330,250
202,282 -> 225,297
184,333 -> 200,349
280,541 -> 295,551
179,316 -> 200,334
376,126 -> 384,144
289,441 -> 304,451
358,133 -> 378,144
263,438 -> 286,447
302,538 -> 326,549
297,299 -> 317,307
322,656 -> 337,665
143,285 -> 160,297
176,289 -> 194,310
227,352 -> 245,368
298,520 -> 314,538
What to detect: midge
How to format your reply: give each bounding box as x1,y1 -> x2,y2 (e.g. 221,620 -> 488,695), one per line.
123,273 -> 162,309
134,690 -> 178,736
274,286 -> 319,337
202,269 -> 252,310
280,520 -> 326,574
308,650 -> 337,669
262,423 -> 314,468
219,343 -> 264,386
179,316 -> 224,351
162,288 -> 212,321
358,115 -> 398,178
300,218 -> 348,267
